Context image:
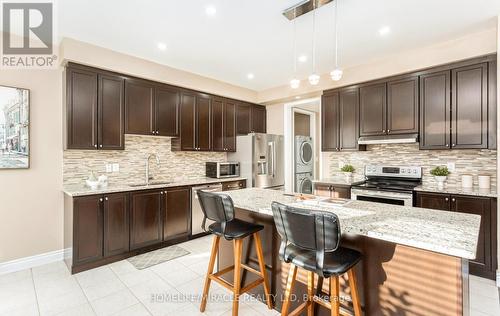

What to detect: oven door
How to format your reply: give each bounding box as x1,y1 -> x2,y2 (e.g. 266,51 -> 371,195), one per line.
351,188 -> 413,206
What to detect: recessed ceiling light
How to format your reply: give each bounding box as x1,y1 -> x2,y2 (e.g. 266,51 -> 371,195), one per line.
295,96 -> 301,99
298,55 -> 307,63
247,73 -> 255,80
205,5 -> 217,16
157,42 -> 167,51
378,26 -> 391,36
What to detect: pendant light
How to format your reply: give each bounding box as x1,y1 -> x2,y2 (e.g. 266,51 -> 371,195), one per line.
308,2 -> 320,86
290,20 -> 300,89
330,0 -> 343,81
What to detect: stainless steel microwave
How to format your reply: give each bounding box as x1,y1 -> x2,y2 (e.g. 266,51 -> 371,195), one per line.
206,162 -> 240,178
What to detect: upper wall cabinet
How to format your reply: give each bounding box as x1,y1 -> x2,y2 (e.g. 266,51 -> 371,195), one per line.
359,82 -> 387,136
155,85 -> 180,137
212,97 -> 236,152
251,104 -> 267,133
322,88 -> 364,152
236,102 -> 251,135
66,64 -> 124,150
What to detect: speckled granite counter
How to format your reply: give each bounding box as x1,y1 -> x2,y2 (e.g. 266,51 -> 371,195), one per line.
414,183 -> 497,198
63,177 -> 247,197
312,176 -> 365,187
221,188 -> 481,259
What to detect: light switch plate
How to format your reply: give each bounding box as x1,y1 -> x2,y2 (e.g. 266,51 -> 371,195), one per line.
105,164 -> 112,173
112,163 -> 119,172
447,162 -> 456,172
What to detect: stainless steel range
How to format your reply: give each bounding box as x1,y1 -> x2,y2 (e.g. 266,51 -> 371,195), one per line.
351,165 -> 422,206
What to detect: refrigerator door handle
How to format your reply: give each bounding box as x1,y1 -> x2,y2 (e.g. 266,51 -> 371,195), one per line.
268,141 -> 276,178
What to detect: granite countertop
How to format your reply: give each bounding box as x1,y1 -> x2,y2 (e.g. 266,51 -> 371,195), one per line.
220,188 -> 481,259
63,177 -> 247,197
312,176 -> 365,186
414,183 -> 497,198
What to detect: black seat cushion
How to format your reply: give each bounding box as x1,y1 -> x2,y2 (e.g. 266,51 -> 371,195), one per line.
283,244 -> 361,277
208,219 -> 264,240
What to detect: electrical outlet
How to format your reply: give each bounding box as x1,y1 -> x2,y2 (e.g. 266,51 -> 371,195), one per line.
447,162 -> 456,172
105,164 -> 112,173
112,163 -> 119,172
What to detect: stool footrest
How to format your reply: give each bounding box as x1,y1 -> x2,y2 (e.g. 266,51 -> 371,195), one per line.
240,278 -> 264,294
311,294 -> 354,316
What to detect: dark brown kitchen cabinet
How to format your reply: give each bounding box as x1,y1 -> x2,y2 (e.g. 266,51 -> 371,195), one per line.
236,102 -> 251,135
103,193 -> 129,257
451,63 -> 488,149
73,195 -> 103,265
387,76 -> 419,135
125,78 -> 155,135
130,190 -> 163,250
163,187 -> 191,241
321,88 -> 363,152
155,85 -> 180,137
415,192 -> 497,279
175,91 -> 212,151
419,70 -> 451,149
212,98 -> 236,152
67,65 -> 125,150
360,82 -> 387,136
313,183 -> 350,199
67,67 -> 97,149
251,104 -> 267,133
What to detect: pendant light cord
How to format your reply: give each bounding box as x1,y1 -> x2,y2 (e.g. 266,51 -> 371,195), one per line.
335,0 -> 339,68
311,2 -> 316,73
293,20 -> 297,74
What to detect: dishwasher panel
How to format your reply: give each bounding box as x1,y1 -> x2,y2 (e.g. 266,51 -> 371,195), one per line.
191,183 -> 223,235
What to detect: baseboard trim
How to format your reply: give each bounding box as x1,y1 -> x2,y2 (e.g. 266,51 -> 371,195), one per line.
0,248 -> 69,275
497,271 -> 500,287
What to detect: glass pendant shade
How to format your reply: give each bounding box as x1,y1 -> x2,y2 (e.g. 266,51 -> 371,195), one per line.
330,68 -> 343,81
308,73 -> 320,85
290,78 -> 300,89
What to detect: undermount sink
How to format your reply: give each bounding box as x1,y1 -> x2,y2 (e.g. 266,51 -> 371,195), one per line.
128,181 -> 171,187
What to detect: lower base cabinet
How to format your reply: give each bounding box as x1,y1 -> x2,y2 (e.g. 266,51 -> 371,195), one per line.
415,192 -> 497,279
130,190 -> 163,250
164,187 -> 191,241
313,183 -> 351,199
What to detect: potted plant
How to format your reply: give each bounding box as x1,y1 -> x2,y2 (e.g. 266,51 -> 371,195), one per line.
430,166 -> 450,188
341,164 -> 355,181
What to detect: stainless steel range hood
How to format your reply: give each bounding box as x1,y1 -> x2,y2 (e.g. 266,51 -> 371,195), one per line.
358,133 -> 419,145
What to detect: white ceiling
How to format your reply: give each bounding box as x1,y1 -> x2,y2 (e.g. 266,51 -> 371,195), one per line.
58,0 -> 500,91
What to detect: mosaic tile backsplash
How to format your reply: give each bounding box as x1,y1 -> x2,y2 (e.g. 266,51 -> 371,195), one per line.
328,143 -> 497,188
63,135 -> 226,186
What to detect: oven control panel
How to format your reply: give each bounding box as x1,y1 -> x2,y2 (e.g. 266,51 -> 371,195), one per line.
365,165 -> 422,178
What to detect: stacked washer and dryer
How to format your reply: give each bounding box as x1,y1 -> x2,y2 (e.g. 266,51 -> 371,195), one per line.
294,135 -> 314,194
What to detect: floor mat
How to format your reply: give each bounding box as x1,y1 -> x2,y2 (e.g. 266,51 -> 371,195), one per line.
128,245 -> 190,269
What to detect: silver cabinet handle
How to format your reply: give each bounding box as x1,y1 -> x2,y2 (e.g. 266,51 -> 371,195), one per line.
94,144 -> 97,148
160,191 -> 164,195
452,144 -> 456,147
387,129 -> 391,133
446,144 -> 449,147
99,198 -> 103,202
105,197 -> 108,201
383,129 -> 386,133
99,144 -> 103,148
452,198 -> 456,202
445,197 -> 449,201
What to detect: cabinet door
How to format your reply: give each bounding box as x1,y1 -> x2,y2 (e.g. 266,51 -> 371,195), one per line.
451,63 -> 488,149
103,193 -> 129,257
197,94 -> 212,151
125,79 -> 155,135
419,70 -> 451,149
415,192 -> 450,211
73,195 -> 103,264
251,104 -> 267,133
332,187 -> 351,199
451,196 -> 492,276
360,82 -> 387,136
236,102 -> 251,135
130,190 -> 163,250
211,97 -> 224,151
387,76 -> 419,135
321,92 -> 340,151
67,68 -> 98,149
179,92 -> 196,150
339,88 -> 360,151
314,184 -> 332,198
98,74 -> 125,149
224,100 -> 237,152
156,85 -> 180,137
164,187 -> 191,240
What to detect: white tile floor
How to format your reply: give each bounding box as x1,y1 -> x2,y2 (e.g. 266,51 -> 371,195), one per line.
0,235 -> 498,316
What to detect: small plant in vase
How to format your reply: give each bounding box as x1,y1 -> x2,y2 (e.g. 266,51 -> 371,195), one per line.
341,164 -> 355,181
430,166 -> 450,188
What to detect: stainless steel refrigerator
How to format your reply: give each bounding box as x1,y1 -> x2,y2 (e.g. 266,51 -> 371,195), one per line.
228,133 -> 284,189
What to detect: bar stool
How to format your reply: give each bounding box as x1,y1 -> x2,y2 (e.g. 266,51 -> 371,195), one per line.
271,202 -> 363,316
197,190 -> 273,316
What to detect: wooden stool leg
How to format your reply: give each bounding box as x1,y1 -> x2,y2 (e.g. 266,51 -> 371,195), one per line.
330,276 -> 340,316
232,239 -> 243,316
253,233 -> 273,309
347,269 -> 362,316
200,236 -> 220,312
307,271 -> 314,316
281,264 -> 298,316
314,276 -> 324,315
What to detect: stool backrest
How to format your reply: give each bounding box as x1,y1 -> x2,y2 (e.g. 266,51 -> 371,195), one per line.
271,202 -> 341,266
197,190 -> 235,230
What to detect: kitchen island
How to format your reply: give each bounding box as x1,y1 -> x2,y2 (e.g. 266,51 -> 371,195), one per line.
216,188 -> 481,316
